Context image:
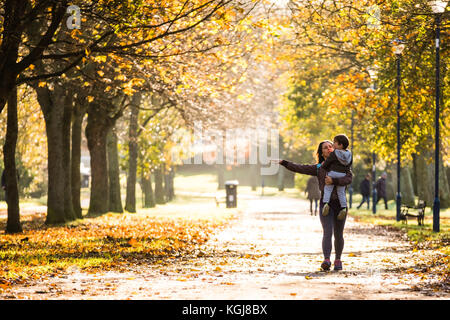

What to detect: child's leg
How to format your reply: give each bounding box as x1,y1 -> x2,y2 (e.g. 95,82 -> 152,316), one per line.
326,171 -> 347,219
322,184 -> 334,204
336,185 -> 347,208
321,185 -> 334,216
326,170 -> 347,202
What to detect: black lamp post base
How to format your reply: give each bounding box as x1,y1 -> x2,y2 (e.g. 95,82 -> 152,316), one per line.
433,197 -> 440,232
396,194 -> 402,221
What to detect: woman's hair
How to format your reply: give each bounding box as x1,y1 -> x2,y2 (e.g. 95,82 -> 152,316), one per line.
316,140 -> 333,164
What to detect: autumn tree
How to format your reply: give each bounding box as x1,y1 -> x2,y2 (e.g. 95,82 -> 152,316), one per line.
281,0 -> 449,206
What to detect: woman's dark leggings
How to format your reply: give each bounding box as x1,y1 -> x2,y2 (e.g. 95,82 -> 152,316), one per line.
319,199 -> 346,260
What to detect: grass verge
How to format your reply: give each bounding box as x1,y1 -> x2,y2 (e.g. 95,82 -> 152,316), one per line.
0,194 -> 238,289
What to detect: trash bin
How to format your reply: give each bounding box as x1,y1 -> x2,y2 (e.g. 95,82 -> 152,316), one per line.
225,180 -> 239,208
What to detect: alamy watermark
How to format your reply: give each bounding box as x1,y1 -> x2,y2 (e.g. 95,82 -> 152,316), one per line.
171,122 -> 280,175
67,5 -> 81,30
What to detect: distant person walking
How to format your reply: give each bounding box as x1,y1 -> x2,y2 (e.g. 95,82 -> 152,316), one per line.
305,176 -> 321,216
357,173 -> 371,210
375,172 -> 388,210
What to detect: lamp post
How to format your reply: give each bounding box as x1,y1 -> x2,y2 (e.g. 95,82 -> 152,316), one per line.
372,152 -> 377,214
428,0 -> 447,232
391,39 -> 405,222
368,66 -> 379,214
349,109 -> 354,208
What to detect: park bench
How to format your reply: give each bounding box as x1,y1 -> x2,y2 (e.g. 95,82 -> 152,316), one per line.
215,195 -> 225,207
400,200 -> 426,226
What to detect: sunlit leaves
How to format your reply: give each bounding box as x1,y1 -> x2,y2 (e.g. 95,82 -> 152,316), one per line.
0,206 -> 233,284
280,0 -> 449,164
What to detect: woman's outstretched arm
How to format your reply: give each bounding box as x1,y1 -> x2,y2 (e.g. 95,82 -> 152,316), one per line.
279,160 -> 317,176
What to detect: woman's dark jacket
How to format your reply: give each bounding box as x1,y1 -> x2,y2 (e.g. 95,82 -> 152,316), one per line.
280,160 -> 353,202
375,177 -> 386,197
360,178 -> 370,196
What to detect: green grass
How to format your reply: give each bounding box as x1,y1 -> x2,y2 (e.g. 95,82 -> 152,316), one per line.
349,194 -> 450,245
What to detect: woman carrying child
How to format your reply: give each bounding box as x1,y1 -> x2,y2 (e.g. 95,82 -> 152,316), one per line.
273,138 -> 352,271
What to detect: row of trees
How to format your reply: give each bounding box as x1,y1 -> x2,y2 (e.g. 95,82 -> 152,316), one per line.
0,0 -> 288,233
277,0 -> 449,207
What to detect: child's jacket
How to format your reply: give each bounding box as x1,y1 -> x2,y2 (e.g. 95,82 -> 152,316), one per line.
321,149 -> 352,173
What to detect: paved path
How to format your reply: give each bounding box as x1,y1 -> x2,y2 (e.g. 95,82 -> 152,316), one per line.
3,196 -> 448,300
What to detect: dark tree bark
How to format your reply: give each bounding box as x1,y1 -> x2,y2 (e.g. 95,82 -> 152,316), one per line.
416,147 -> 434,206
85,103 -> 115,215
107,127 -> 123,213
35,85 -> 67,224
141,172 -> 155,208
125,93 -> 141,213
0,2 -> 26,114
438,151 -> 450,209
400,166 -> 416,207
3,86 -> 22,234
0,1 -> 67,113
154,165 -> 166,205
164,167 -> 175,202
63,93 -> 76,221
71,103 -> 86,219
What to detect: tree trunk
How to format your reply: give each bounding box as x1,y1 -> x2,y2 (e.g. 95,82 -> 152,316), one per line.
125,94 -> 141,212
3,87 -> 22,233
164,166 -> 174,202
107,127 -> 123,213
141,172 -> 155,208
63,93 -> 76,221
384,162 -> 395,201
168,168 -> 175,200
35,86 -> 67,224
154,165 -> 166,204
85,104 -> 113,215
71,104 -> 86,219
415,146 -> 450,209
446,166 -> 450,193
0,14 -> 22,114
400,166 -> 416,207
416,149 -> 434,206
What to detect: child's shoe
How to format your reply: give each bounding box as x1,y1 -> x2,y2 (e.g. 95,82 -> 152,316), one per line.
333,259 -> 343,271
322,203 -> 330,216
337,207 -> 347,220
